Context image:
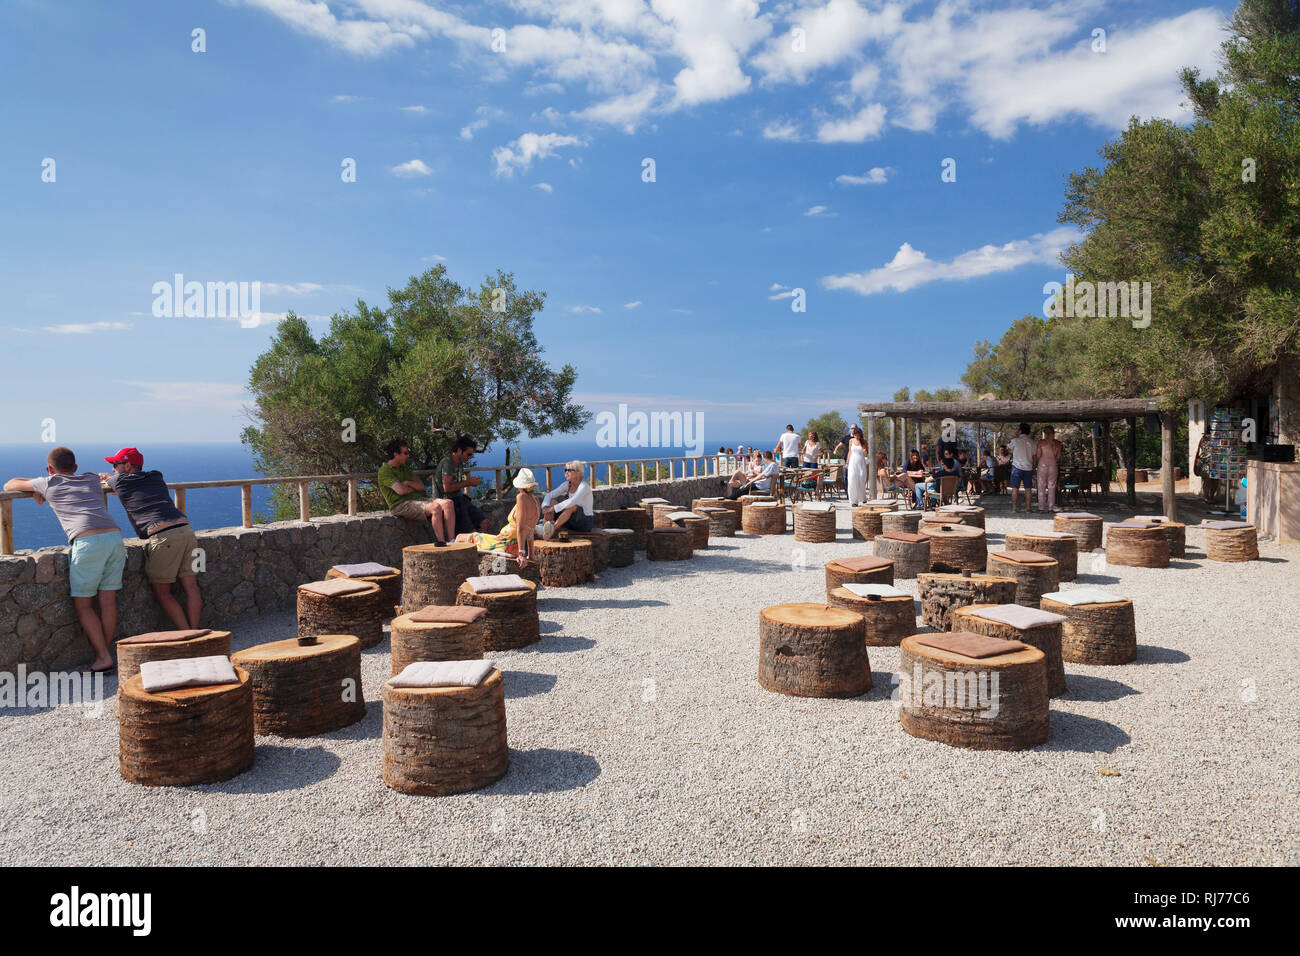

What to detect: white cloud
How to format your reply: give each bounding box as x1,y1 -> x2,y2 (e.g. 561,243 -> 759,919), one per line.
768,283 -> 795,301
460,105 -> 505,140
534,182 -> 554,192
43,321 -> 131,335
330,93 -> 363,103
570,304 -> 602,313
670,307 -> 693,314
836,166 -> 889,185
572,83 -> 659,131
420,253 -> 447,262
260,282 -> 325,295
524,82 -> 565,97
493,132 -> 587,175
822,226 -> 1080,296
762,119 -> 802,141
390,159 -> 433,177
624,300 -> 643,309
815,103 -> 886,143
119,380 -> 251,410
804,205 -> 831,217
400,104 -> 427,113
752,0 -> 902,84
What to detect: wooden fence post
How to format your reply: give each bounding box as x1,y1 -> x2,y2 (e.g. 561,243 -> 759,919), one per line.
347,478 -> 359,515
0,498 -> 12,555
241,485 -> 253,528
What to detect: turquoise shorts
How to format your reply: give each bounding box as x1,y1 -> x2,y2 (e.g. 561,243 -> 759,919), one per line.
69,531 -> 126,598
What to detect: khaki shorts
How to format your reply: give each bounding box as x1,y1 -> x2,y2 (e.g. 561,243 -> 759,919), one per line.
145,524 -> 199,583
391,499 -> 430,520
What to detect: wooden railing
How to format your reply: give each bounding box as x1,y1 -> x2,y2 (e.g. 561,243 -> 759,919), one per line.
0,455 -> 724,555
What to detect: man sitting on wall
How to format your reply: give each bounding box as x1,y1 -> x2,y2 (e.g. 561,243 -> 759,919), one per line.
434,435 -> 490,536
5,446 -> 122,672
98,447 -> 202,630
378,438 -> 454,545
540,460 -> 594,538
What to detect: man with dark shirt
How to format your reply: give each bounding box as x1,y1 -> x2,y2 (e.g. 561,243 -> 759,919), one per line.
435,435 -> 490,535
99,448 -> 201,629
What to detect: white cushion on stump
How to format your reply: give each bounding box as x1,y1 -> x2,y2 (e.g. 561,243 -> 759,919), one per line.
465,574 -> 529,594
843,583 -> 908,599
971,604 -> 1067,629
330,561 -> 396,577
140,655 -> 239,694
1043,588 -> 1124,606
389,660 -> 496,688
800,502 -> 834,512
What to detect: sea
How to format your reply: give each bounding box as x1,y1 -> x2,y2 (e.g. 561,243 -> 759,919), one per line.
0,438 -> 770,552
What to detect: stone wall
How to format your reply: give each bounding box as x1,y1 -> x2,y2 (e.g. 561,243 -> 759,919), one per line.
0,474 -> 726,672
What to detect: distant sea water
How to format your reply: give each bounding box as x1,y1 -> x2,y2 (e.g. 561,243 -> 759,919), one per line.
0,438 -> 771,552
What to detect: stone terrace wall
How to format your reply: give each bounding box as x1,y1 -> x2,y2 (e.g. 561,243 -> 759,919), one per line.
0,474 -> 725,672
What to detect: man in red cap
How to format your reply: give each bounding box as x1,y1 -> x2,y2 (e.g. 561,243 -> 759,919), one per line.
99,448 -> 202,629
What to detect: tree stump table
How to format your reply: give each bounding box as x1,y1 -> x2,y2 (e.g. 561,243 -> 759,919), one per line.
824,556 -> 894,598
652,503 -> 685,528
456,580 -> 540,651
595,508 -> 650,551
1004,531 -> 1078,581
401,542 -> 480,610
919,523 -> 987,573
986,550 -> 1060,606
793,504 -> 836,542
694,498 -> 741,531
826,586 -> 916,646
562,530 -> 611,571
389,607 -> 486,674
881,510 -> 922,534
899,634 -> 1048,751
646,526 -> 693,561
605,528 -> 636,567
381,670 -> 508,796
757,603 -> 870,698
533,538 -> 595,587
954,604 -> 1067,697
851,506 -> 891,541
918,573 -> 1018,631
231,634 -> 365,737
117,629 -> 231,684
325,564 -> 401,615
669,511 -> 711,549
119,668 -> 255,786
698,506 -> 737,537
1053,512 -> 1103,552
1105,522 -> 1170,568
1041,592 -> 1136,665
477,551 -> 543,589
739,494 -> 776,529
1203,520 -> 1259,562
1134,516 -> 1187,558
933,505 -> 986,529
874,532 -> 931,579
298,579 -> 385,649
743,501 -> 787,535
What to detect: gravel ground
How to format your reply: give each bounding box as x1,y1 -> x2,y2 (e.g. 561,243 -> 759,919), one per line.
3,498 -> 1297,866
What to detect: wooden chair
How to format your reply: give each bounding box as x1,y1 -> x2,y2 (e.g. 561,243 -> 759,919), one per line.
923,474 -> 960,511
818,465 -> 841,500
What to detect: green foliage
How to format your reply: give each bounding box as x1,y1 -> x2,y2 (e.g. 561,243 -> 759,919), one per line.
803,411 -> 849,449
241,266 -> 590,518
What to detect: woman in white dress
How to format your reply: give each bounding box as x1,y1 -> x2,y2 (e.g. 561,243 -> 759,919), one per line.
846,426 -> 868,505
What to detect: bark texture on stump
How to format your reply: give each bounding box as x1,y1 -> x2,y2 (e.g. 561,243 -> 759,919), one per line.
917,573 -> 1017,631
390,613 -> 485,675
1105,525 -> 1170,568
533,538 -> 595,587
1041,596 -> 1136,665
874,536 -> 930,579
1053,515 -> 1103,552
694,498 -> 741,532
325,567 -> 401,614
1131,519 -> 1187,558
456,580 -> 540,651
118,630 -> 232,685
562,530 -> 610,571
381,670 -> 508,796
604,528 -> 635,567
231,634 -> 365,737
851,507 -> 888,540
652,503 -> 685,528
919,524 -> 987,573
646,527 -> 693,561
757,603 -> 870,698
698,507 -> 737,537
742,502 -> 787,535
401,543 -> 481,611
954,605 -> 1066,697
825,587 -> 916,646
986,553 -> 1060,607
595,508 -> 650,551
793,507 -> 836,543
824,558 -> 894,597
1005,533 -> 1078,581
881,511 -> 922,534
477,552 -> 543,589
930,507 -> 986,529
298,582 -> 385,649
670,512 -> 711,549
1205,525 -> 1259,562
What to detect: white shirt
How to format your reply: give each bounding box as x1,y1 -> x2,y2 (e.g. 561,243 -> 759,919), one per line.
754,461 -> 781,491
543,480 -> 593,515
1009,435 -> 1036,471
778,432 -> 800,459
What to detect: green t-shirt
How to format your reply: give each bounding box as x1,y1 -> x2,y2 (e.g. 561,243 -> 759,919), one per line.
377,462 -> 423,509
432,454 -> 465,501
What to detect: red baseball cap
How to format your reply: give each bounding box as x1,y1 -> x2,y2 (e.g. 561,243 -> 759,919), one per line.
105,448 -> 144,467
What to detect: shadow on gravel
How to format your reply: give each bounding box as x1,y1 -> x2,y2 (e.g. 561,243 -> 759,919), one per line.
205,743 -> 343,793
1040,712 -> 1130,753
502,670 -> 557,698
1066,674 -> 1138,702
1072,573 -> 1122,585
1136,645 -> 1191,665
539,620 -> 563,634
1256,556 -> 1289,563
541,597 -> 669,611
1167,560 -> 1199,570
533,635 -> 596,654
488,747 -> 601,794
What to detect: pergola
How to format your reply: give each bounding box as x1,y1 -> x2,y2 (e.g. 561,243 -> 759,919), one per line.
856,397 -> 1179,518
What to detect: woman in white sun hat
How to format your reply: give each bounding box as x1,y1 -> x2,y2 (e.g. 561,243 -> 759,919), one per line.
458,467 -> 544,568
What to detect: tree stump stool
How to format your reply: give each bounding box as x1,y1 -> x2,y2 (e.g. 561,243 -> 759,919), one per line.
698,506 -> 737,537
401,542 -> 480,610
646,526 -> 693,561
824,556 -> 894,598
757,603 -> 870,698
954,604 -> 1067,697
1004,531 -> 1078,581
1041,593 -> 1136,665
456,580 -> 540,651
595,508 -> 650,551
826,586 -> 916,646
325,564 -> 401,614
477,551 -> 543,589
933,505 -> 986,529
874,532 -> 930,579
605,528 -> 635,567
381,670 -> 508,796
986,551 -> 1060,606
390,609 -> 486,674
881,510 -> 922,534
1053,512 -> 1103,552
231,634 -> 365,737
920,523 -> 987,573
899,634 -> 1048,751
739,494 -> 776,529
1133,516 -> 1187,558
533,538 -> 595,587
917,573 -> 1018,631
669,511 -> 711,549
1203,521 -> 1259,562
562,530 -> 610,572
1105,522 -> 1170,568
118,668 -> 255,786
694,497 -> 741,531
851,506 -> 890,540
639,497 -> 672,517
652,503 -> 685,528
793,504 -> 836,542
742,501 -> 787,535
117,629 -> 232,685
298,580 -> 385,649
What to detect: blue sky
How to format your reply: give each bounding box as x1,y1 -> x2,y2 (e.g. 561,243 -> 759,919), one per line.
0,0 -> 1232,449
